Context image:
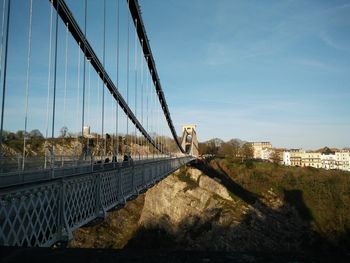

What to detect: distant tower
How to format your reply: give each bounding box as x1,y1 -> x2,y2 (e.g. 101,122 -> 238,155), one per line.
181,124 -> 199,157
83,126 -> 90,138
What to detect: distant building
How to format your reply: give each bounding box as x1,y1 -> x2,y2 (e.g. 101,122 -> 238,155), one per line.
302,152 -> 321,168
283,152 -> 291,166
282,149 -> 350,172
289,149 -> 304,167
262,148 -> 273,160
83,126 -> 95,138
251,142 -> 272,160
321,153 -> 337,170
336,151 -> 350,171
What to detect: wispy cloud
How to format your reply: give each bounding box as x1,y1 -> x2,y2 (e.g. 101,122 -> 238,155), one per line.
319,32 -> 350,52
291,57 -> 338,72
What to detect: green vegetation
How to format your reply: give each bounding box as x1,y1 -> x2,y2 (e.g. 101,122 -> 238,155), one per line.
199,138 -> 254,161
210,157 -> 350,246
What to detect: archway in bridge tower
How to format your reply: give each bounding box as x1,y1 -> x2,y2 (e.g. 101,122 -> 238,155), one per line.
181,125 -> 199,157
185,144 -> 191,154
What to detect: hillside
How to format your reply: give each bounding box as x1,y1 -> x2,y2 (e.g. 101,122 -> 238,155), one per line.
207,158 -> 350,247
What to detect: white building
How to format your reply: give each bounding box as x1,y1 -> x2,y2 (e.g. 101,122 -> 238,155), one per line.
283,151 -> 291,166
336,151 -> 350,171
282,149 -> 350,172
302,152 -> 321,168
320,154 -> 337,170
251,142 -> 272,160
262,148 -> 273,160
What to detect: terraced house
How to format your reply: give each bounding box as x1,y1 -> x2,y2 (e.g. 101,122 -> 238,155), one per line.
282,150 -> 350,171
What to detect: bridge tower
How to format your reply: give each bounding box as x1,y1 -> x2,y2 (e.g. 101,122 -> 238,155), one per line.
181,125 -> 199,157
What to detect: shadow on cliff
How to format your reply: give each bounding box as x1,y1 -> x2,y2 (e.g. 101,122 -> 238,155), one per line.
193,160 -> 313,221
124,160 -> 344,256
124,204 -> 331,254
283,189 -> 313,221
191,159 -> 259,205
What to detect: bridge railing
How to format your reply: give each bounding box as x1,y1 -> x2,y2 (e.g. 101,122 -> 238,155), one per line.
0,156 -> 193,247
0,156 -> 193,246
0,155 -> 177,188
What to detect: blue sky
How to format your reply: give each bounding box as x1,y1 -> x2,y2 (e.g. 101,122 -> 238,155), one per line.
1,0 -> 349,150
138,0 -> 350,149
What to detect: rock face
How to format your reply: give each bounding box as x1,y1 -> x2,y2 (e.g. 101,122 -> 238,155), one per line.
70,166 -> 317,252
127,167 -> 316,252
139,167 -> 235,226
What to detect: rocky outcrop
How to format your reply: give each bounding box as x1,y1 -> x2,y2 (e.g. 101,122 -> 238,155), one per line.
139,167 -> 236,227
130,167 -> 316,252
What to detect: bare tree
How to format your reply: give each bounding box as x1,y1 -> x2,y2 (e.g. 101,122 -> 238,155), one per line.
240,143 -> 254,160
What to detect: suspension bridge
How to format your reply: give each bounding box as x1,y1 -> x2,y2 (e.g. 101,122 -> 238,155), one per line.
0,0 -> 198,247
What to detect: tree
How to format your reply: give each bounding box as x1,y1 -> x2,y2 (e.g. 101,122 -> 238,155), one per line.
270,150 -> 281,164
207,140 -> 219,155
240,143 -> 254,160
228,139 -> 240,158
29,129 -> 43,139
198,142 -> 208,155
16,130 -> 25,139
218,142 -> 233,157
321,147 -> 334,155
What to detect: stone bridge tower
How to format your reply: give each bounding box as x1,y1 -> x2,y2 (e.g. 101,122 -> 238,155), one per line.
181,125 -> 199,157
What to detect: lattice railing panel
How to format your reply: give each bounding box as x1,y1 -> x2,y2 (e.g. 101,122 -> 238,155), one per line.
120,167 -> 134,198
100,170 -> 121,211
134,165 -> 144,189
143,164 -> 152,185
151,164 -> 157,181
64,175 -> 97,229
0,183 -> 60,247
